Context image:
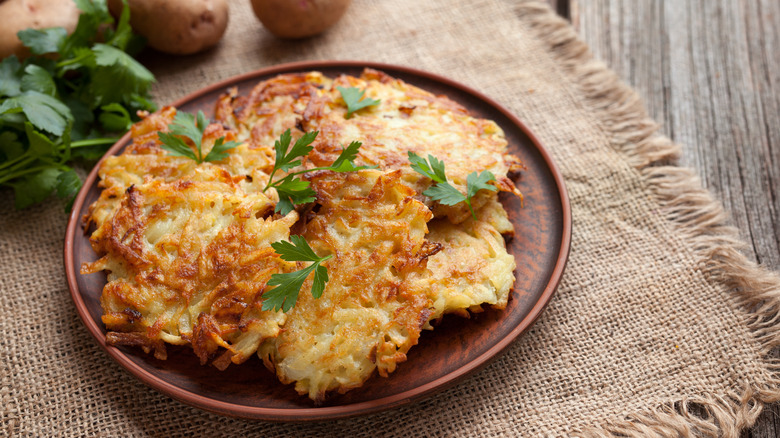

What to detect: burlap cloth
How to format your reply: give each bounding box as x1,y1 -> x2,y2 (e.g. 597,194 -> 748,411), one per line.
3,1 -> 780,436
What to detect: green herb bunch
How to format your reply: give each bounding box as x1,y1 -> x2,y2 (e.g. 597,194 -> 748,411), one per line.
0,0 -> 156,210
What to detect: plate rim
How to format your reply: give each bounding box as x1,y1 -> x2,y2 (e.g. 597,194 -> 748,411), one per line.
63,60 -> 572,421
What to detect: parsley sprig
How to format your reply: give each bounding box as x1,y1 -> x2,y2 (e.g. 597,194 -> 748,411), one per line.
0,0 -> 156,210
262,235 -> 332,313
262,129 -> 375,215
158,110 -> 240,163
336,86 -> 380,118
258,129 -> 376,311
408,151 -> 497,219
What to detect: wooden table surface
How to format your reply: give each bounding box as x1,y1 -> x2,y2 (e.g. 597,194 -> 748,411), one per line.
547,0 -> 780,436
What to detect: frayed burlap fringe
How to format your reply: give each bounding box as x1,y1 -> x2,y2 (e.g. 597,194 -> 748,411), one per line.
518,2 -> 780,436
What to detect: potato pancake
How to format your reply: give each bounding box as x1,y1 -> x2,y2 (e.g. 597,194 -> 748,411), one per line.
87,108 -> 275,230
82,166 -> 298,367
259,170 -> 441,401
422,195 -> 516,322
214,68 -> 523,224
83,69 -> 521,402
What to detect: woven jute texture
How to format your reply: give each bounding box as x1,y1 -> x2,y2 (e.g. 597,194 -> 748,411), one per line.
3,1 -> 780,436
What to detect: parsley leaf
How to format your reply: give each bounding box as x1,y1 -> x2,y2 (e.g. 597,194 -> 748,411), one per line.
157,131 -> 197,161
105,2 -> 134,51
263,130 -> 375,214
0,91 -> 73,136
98,103 -> 132,132
262,235 -> 332,313
336,86 -> 380,118
0,57 -> 22,97
203,137 -> 241,162
423,182 -> 466,206
273,235 -> 323,261
20,65 -> 57,97
169,110 -> 207,151
17,28 -> 68,55
408,151 -> 447,183
90,43 -> 154,106
61,0 -> 112,54
409,152 -> 497,220
272,175 -> 317,215
25,121 -> 60,159
272,129 -> 318,173
330,141 -> 377,172
466,170 -> 498,199
10,168 -> 61,209
157,110 -> 240,163
330,141 -> 361,169
0,132 -> 24,162
73,0 -> 110,16
56,169 -> 82,211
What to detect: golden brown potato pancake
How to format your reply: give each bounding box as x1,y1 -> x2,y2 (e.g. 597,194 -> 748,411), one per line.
260,170 -> 441,401
82,166 -> 297,368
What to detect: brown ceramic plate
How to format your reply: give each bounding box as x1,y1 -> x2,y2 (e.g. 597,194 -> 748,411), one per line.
64,61 -> 571,421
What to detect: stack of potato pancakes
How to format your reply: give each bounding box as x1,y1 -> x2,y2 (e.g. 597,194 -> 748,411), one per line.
82,69 -> 522,402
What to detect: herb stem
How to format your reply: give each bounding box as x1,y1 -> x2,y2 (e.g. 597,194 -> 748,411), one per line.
0,163 -> 65,185
70,137 -> 119,148
0,154 -> 33,172
264,165 -> 341,191
282,166 -> 337,179
263,168 -> 278,193
56,52 -> 91,69
0,155 -> 38,176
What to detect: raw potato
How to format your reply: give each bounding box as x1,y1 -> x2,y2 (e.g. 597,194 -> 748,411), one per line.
0,0 -> 81,59
108,0 -> 229,55
251,0 -> 351,39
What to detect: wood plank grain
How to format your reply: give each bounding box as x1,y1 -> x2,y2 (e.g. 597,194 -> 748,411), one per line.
570,1 -> 780,437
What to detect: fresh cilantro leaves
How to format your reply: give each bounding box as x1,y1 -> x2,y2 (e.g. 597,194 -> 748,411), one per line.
157,110 -> 240,164
0,0 -> 156,211
262,235 -> 332,313
408,151 -> 497,219
336,86 -> 380,118
262,129 -> 376,215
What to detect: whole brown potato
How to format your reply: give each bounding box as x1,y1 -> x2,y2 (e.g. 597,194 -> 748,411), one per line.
0,0 -> 81,59
108,0 -> 229,55
251,0 -> 351,39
